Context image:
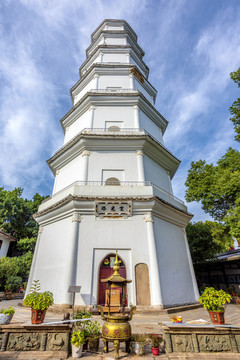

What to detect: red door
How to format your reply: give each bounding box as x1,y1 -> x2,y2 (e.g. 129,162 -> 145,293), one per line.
98,254 -> 126,305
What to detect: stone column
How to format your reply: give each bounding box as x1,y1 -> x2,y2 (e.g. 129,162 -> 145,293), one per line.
129,74 -> 134,90
136,150 -> 145,182
26,225 -> 44,294
52,169 -> 60,194
81,150 -> 91,183
94,74 -> 100,90
99,52 -> 103,63
144,213 -> 163,306
133,105 -> 140,128
89,106 -> 96,129
182,228 -> 199,301
63,213 -> 82,304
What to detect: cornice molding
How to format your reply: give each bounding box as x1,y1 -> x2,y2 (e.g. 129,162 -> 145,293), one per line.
34,194 -> 191,228
61,92 -> 168,134
91,19 -> 138,43
71,64 -> 153,104
47,135 -> 179,179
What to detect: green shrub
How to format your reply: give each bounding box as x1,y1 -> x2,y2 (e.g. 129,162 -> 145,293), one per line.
199,287 -> 232,312
23,280 -> 53,310
5,276 -> 22,292
0,307 -> 15,315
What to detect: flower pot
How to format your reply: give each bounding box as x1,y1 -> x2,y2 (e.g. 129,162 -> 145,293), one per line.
151,346 -> 160,356
208,311 -> 225,325
31,309 -> 46,324
131,341 -> 146,356
0,313 -> 13,325
89,337 -> 100,352
72,344 -> 83,358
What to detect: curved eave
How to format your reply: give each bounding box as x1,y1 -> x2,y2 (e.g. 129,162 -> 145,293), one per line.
70,64 -> 155,103
47,133 -> 180,178
91,19 -> 138,42
78,45 -> 149,78
34,194 -> 192,226
60,91 -> 168,134
86,31 -> 144,59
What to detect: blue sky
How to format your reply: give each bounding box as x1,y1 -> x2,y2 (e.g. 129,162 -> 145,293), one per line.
0,0 -> 240,222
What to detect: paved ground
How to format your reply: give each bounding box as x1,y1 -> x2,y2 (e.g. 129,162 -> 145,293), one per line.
2,299 -> 240,359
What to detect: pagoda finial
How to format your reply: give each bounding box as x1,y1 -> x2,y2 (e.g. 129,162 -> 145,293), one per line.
113,250 -> 120,274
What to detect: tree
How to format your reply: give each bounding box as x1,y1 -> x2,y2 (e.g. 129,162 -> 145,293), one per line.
0,187 -> 47,239
185,148 -> 240,242
230,68 -> 240,142
186,221 -> 232,264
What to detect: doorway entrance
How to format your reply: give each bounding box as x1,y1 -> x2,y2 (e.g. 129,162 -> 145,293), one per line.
98,254 -> 126,306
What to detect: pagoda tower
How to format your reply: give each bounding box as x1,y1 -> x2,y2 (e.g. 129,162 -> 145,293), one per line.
28,19 -> 199,308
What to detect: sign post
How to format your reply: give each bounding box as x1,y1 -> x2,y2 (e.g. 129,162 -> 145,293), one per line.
68,285 -> 81,318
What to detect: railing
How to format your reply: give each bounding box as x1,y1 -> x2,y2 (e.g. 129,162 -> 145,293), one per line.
88,88 -> 138,94
49,180 -> 184,206
82,128 -> 146,135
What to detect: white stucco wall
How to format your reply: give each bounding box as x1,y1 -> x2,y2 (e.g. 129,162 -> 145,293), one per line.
143,156 -> 172,193
73,78 -> 95,105
88,151 -> 138,182
139,111 -> 163,143
154,217 -> 196,305
102,53 -> 128,63
99,75 -> 130,89
93,106 -> 134,128
30,217 -> 74,304
64,111 -> 91,144
0,238 -> 11,258
53,155 -> 85,193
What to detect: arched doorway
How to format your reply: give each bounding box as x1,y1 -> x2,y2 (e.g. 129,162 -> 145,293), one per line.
105,177 -> 121,186
135,263 -> 151,306
98,254 -> 126,306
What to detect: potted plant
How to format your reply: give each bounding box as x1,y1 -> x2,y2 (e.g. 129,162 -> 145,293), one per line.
130,334 -> 148,356
71,329 -> 85,358
23,280 -> 54,324
86,320 -> 101,352
73,309 -> 92,350
0,307 -> 15,324
199,287 -> 232,324
148,334 -> 162,356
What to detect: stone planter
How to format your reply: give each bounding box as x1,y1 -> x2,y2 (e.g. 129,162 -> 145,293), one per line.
89,337 -> 100,352
131,341 -> 146,356
72,344 -> 83,358
208,311 -> 225,325
31,309 -> 46,324
0,313 -> 13,324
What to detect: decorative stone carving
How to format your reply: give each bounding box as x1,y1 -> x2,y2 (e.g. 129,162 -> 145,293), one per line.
72,213 -> 82,223
82,150 -> 91,157
0,333 -> 4,351
46,333 -> 68,351
56,169 -> 60,175
172,335 -> 193,352
198,335 -> 231,352
130,68 -> 144,83
144,213 -> 154,223
7,333 -> 41,351
136,150 -> 144,156
38,225 -> 44,234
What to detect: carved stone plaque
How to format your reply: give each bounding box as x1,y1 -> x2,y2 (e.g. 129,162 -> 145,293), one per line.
172,334 -> 193,352
198,334 -> 231,352
7,333 -> 41,351
95,201 -> 132,218
46,333 -> 69,351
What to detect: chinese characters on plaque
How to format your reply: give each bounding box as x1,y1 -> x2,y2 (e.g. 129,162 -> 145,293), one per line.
95,201 -> 132,218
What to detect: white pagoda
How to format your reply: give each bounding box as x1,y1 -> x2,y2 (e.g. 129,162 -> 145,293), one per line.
28,19 -> 199,308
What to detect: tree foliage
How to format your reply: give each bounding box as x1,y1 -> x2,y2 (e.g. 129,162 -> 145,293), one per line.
0,187 -> 47,239
185,148 -> 240,241
230,68 -> 240,142
186,221 -> 232,264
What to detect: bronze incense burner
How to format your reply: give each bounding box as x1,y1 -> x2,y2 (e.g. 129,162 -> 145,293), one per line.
97,252 -> 136,359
